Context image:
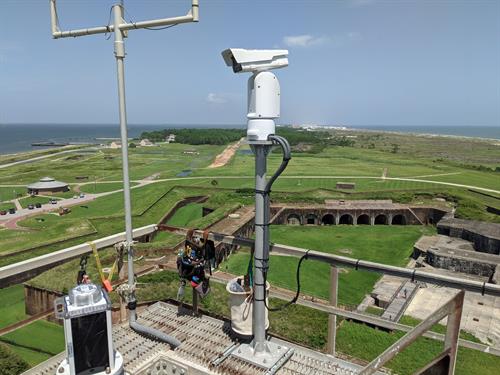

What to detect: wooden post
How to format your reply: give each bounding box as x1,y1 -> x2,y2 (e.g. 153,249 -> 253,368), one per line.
327,265 -> 339,355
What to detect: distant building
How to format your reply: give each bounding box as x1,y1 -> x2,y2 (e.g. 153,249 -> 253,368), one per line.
183,149 -> 200,155
165,134 -> 176,143
27,177 -> 69,195
139,139 -> 154,147
109,141 -> 121,149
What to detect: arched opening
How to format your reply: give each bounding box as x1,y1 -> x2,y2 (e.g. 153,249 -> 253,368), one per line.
357,214 -> 370,225
339,214 -> 353,225
306,214 -> 318,225
374,214 -> 388,225
392,214 -> 406,225
287,214 -> 301,225
322,214 -> 335,225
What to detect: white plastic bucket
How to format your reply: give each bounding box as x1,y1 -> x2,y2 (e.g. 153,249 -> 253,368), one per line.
226,277 -> 270,336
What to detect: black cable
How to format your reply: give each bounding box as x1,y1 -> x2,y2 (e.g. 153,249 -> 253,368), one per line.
124,7 -> 178,31
143,24 -> 178,31
264,250 -> 309,311
254,134 -> 299,311
265,135 -> 291,192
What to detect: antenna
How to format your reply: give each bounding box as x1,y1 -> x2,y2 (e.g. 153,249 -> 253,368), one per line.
49,1 -> 199,373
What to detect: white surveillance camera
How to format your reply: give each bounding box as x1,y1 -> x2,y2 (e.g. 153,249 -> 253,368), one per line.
221,48 -> 288,73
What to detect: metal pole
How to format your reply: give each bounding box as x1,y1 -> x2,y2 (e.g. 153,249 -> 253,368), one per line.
252,144 -> 270,354
327,265 -> 338,355
113,4 -> 136,309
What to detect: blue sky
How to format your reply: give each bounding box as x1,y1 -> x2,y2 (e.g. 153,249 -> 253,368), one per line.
0,0 -> 499,127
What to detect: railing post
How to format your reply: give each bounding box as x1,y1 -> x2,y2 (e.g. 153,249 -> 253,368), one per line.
444,291 -> 464,374
327,265 -> 339,355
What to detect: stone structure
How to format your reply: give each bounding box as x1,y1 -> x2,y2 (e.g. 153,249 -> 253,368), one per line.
437,218 -> 500,255
413,235 -> 500,281
271,200 -> 448,226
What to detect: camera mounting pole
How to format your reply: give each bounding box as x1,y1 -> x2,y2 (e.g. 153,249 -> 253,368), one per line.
221,49 -> 293,370
48,0 -> 199,364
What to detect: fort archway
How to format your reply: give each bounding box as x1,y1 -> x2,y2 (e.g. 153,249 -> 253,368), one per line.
306,214 -> 318,225
374,214 -> 388,225
321,214 -> 335,225
357,214 -> 370,225
339,214 -> 353,225
287,214 -> 302,225
392,214 -> 406,225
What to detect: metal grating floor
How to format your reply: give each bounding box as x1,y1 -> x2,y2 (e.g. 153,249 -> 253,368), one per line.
24,302 -> 377,375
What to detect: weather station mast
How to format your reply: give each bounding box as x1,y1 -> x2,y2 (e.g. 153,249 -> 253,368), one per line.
48,1 -> 199,374
222,49 -> 295,370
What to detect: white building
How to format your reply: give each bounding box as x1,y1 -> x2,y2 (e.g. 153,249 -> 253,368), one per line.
139,139 -> 154,147
165,134 -> 176,143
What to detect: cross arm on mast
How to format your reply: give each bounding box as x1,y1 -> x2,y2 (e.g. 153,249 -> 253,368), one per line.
49,0 -> 199,39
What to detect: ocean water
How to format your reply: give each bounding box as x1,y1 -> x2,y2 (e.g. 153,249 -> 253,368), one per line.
0,123 -> 242,155
0,124 -> 497,155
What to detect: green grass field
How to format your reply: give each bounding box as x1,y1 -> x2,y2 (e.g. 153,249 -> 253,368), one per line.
0,285 -> 27,330
79,181 -> 139,194
0,320 -> 64,366
0,283 -> 64,368
167,203 -> 203,227
223,225 -> 434,307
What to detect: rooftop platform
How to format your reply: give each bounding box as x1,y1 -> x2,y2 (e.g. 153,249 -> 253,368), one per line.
24,302 -> 375,375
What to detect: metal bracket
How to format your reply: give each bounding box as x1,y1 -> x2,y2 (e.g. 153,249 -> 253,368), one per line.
231,341 -> 293,371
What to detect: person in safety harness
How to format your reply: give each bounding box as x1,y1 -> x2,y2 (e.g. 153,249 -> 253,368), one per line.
177,229 -> 211,300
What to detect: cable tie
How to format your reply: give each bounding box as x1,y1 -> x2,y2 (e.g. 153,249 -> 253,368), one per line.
481,282 -> 486,296
355,259 -> 360,270
411,269 -> 417,283
254,223 -> 270,227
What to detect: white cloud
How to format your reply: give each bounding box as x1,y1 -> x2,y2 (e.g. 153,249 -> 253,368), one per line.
206,93 -> 228,104
283,32 -> 361,49
283,34 -> 329,48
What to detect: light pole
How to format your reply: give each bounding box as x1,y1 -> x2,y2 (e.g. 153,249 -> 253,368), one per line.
49,0 -> 199,355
